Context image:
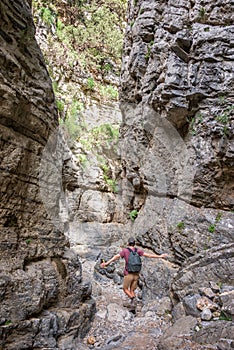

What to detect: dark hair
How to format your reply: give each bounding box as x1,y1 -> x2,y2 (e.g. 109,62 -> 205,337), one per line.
128,237 -> 135,246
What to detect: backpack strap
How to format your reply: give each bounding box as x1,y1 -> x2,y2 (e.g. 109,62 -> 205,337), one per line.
127,247 -> 138,253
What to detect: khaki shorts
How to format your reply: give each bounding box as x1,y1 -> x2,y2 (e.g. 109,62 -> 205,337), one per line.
123,273 -> 139,291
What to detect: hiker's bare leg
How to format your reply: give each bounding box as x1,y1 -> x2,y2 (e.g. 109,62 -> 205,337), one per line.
130,274 -> 139,297
129,284 -> 136,297
123,288 -> 134,299
123,275 -> 135,299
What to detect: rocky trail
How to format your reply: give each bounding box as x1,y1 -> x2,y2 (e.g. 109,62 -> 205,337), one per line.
78,258 -> 173,350
73,248 -> 234,350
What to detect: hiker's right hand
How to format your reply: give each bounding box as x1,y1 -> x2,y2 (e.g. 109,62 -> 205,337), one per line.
100,262 -> 106,268
160,253 -> 169,259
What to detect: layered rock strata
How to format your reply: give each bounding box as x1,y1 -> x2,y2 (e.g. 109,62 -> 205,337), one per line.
0,1 -> 95,349
119,0 -> 234,348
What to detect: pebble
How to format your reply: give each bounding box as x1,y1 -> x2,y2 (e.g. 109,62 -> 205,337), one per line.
201,308 -> 213,321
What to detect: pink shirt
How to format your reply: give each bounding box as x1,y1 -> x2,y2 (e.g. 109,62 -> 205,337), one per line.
119,247 -> 144,275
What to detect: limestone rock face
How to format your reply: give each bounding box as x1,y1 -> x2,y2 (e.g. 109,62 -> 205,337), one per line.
119,0 -> 234,348
0,1 -> 95,348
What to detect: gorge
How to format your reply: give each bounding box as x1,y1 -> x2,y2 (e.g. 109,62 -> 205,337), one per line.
0,0 -> 234,349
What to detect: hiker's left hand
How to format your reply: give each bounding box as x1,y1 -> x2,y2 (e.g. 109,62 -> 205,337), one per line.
160,253 -> 169,259
100,262 -> 106,268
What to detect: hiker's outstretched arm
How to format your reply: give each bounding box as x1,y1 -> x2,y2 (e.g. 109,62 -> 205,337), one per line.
101,254 -> 121,268
143,252 -> 168,259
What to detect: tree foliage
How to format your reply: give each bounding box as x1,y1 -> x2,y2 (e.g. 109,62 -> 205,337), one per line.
33,0 -> 127,74
32,0 -> 126,147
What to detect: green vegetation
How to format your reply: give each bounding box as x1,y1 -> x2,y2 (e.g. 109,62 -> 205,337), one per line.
177,221 -> 185,231
189,104 -> 233,138
216,112 -> 230,125
87,77 -> 95,91
189,117 -> 196,136
77,124 -> 119,191
5,320 -> 12,325
189,113 -> 203,136
199,7 -> 206,19
32,0 -> 127,124
40,6 -> 56,25
61,119 -> 120,190
105,177 -> 118,193
219,311 -> 232,321
100,161 -> 118,192
208,212 -> 222,233
222,126 -> 229,136
77,153 -> 87,166
100,85 -> 118,100
56,99 -> 65,113
145,41 -> 154,62
78,124 -> 119,150
33,0 -> 126,76
215,212 -> 222,222
32,1 -> 124,193
215,105 -> 233,136
208,224 -> 215,233
216,105 -> 233,124
199,7 -> 206,17
59,98 -> 85,146
106,178 -> 117,192
218,95 -> 226,105
129,210 -> 138,221
25,238 -> 32,244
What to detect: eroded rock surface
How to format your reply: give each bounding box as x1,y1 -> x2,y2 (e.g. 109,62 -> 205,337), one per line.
1,0 -> 234,349
0,1 -> 95,348
117,0 -> 234,348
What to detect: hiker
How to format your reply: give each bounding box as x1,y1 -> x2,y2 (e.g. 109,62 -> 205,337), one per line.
100,237 -> 168,299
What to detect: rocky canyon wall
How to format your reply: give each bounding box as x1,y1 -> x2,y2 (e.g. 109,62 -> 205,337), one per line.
0,1 -> 95,349
1,0 -> 233,348
119,0 -> 234,348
